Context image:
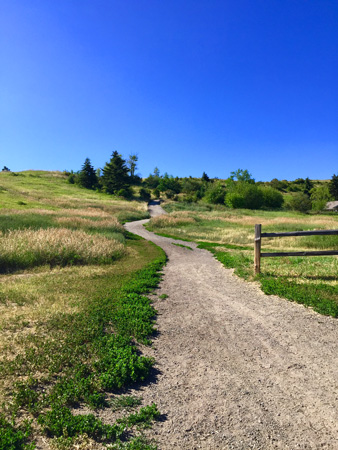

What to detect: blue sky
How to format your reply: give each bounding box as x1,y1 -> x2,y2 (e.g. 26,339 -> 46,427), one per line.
1,0 -> 337,181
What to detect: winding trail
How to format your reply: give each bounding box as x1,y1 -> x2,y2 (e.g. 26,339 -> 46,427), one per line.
124,202 -> 338,450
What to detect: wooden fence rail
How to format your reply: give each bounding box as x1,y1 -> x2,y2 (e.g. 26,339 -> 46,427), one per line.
254,224 -> 338,274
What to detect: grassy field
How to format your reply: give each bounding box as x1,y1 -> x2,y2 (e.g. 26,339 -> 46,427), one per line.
0,171 -> 165,450
147,202 -> 338,317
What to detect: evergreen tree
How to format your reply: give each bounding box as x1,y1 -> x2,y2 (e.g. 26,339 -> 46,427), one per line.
202,172 -> 210,182
329,174 -> 338,200
127,154 -> 138,178
303,177 -> 314,197
101,151 -> 130,194
78,158 -> 97,189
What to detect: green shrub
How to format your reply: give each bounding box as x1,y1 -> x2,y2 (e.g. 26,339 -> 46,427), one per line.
117,187 -> 134,199
261,186 -> 284,208
285,192 -> 312,212
225,182 -> 263,209
139,188 -> 151,202
203,182 -> 226,204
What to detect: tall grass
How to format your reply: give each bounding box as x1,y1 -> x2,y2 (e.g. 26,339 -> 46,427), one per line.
149,203 -> 338,317
0,228 -> 125,273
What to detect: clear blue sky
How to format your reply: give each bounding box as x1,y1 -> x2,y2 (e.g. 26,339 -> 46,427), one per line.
1,0 -> 337,181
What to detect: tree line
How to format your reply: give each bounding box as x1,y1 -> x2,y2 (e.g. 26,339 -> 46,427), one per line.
66,154 -> 338,212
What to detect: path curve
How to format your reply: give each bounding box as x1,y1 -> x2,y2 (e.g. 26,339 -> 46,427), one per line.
125,202 -> 338,450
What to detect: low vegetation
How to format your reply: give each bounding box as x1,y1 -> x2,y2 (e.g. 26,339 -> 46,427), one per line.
0,171 -> 165,449
147,203 -> 338,317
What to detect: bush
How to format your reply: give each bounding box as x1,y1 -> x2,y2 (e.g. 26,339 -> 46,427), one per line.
225,182 -> 263,209
117,187 -> 134,199
261,186 -> 284,208
311,184 -> 332,211
285,192 -> 312,212
203,182 -> 226,204
139,188 -> 151,202
153,188 -> 160,199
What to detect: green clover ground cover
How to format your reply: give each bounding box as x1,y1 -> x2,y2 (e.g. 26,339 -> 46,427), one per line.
0,240 -> 166,450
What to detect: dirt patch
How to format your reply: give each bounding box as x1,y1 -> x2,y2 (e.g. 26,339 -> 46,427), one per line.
124,202 -> 338,450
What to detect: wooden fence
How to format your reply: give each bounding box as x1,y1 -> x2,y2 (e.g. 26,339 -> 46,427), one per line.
254,224 -> 338,274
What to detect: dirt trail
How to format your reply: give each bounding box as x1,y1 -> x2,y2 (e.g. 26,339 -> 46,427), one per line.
124,202 -> 338,450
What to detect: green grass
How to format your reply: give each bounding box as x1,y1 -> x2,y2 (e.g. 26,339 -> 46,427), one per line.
172,243 -> 193,250
0,171 -> 165,449
0,240 -> 166,449
148,202 -> 338,318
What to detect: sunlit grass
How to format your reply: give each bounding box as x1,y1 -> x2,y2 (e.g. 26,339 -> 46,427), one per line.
149,203 -> 338,316
0,228 -> 126,273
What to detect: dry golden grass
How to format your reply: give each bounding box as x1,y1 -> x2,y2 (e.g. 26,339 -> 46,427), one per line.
56,216 -> 124,232
0,228 -> 125,270
149,215 -> 196,228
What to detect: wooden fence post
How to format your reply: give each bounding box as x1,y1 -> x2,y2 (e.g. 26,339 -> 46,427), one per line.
254,224 -> 261,275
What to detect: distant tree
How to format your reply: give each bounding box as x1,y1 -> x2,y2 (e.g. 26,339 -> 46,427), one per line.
329,174 -> 338,200
303,177 -> 314,197
261,187 -> 284,208
269,178 -> 288,192
311,184 -> 332,211
78,158 -> 98,189
202,172 -> 210,182
127,154 -> 138,178
204,181 -> 226,204
229,169 -> 255,184
153,167 -> 160,177
157,173 -> 181,194
101,151 -> 130,194
226,182 -> 263,209
2,166 -> 10,172
144,167 -> 161,189
285,192 -> 312,213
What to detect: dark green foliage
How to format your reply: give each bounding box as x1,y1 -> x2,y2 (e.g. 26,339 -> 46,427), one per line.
329,174 -> 338,200
229,169 -> 255,183
139,188 -> 151,202
0,415 -> 35,450
153,188 -> 160,198
67,173 -> 77,184
101,151 -> 131,194
269,178 -> 288,192
78,158 -> 98,190
144,168 -> 161,189
38,407 -> 122,440
303,177 -> 314,197
261,186 -> 284,208
118,187 -> 134,199
226,182 -> 263,209
260,277 -> 338,317
204,182 -> 226,204
127,154 -> 138,178
201,172 -> 210,182
285,192 -> 312,212
157,173 -> 181,194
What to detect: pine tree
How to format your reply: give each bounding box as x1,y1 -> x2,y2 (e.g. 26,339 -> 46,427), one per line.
202,172 -> 210,182
303,177 -> 314,197
78,158 -> 98,189
101,151 -> 130,194
127,154 -> 138,178
329,174 -> 338,200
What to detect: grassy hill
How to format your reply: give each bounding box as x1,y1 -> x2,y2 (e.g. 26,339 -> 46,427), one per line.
0,171 -> 165,449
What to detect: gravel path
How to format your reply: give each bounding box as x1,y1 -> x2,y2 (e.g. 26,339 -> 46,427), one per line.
124,201 -> 338,450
